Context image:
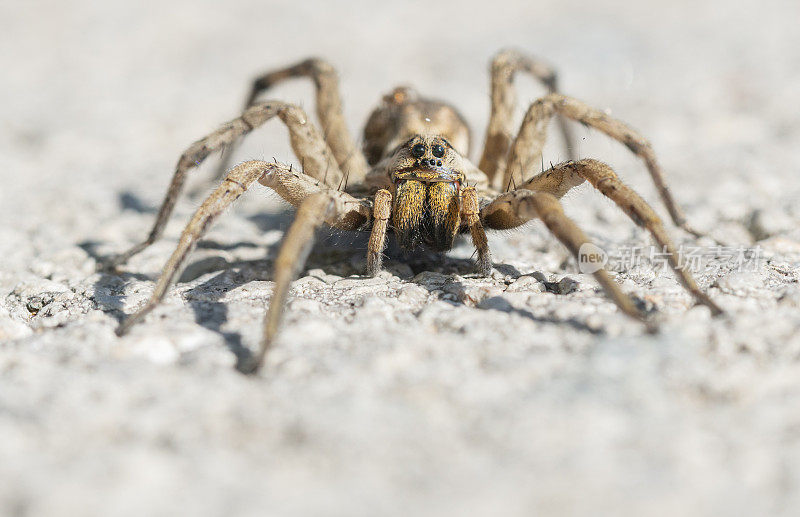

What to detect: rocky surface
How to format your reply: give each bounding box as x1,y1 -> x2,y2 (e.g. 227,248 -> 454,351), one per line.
2,0 -> 800,515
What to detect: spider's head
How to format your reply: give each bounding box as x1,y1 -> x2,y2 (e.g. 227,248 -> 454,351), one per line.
388,134 -> 465,176
388,134 -> 466,252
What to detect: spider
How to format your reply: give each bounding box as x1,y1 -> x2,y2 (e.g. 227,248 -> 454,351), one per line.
107,49 -> 722,373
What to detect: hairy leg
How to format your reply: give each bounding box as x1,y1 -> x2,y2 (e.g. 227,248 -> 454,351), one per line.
481,189 -> 649,323
479,49 -> 575,188
505,93 -> 704,238
215,58 -> 369,185
508,159 -> 722,315
533,159 -> 722,314
366,189 -> 391,276
481,190 -> 645,321
462,186 -> 492,275
103,101 -> 341,269
115,160 -> 370,337
241,190 -> 372,374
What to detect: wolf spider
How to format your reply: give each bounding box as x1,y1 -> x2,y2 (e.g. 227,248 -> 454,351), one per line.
108,50 -> 722,373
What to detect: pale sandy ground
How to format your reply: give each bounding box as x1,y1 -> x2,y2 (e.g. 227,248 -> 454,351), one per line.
2,0 -> 800,515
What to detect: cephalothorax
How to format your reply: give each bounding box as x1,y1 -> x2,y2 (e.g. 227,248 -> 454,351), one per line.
108,50 -> 722,373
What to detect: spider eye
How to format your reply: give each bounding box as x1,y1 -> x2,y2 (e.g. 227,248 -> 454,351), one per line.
432,144 -> 445,158
411,143 -> 426,158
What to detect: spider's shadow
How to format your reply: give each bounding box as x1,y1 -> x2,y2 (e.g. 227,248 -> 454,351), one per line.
180,226 -> 373,370
140,228 -> 491,369
405,259 -> 603,334
84,195 -> 603,371
175,229 -> 479,369
118,191 -> 156,214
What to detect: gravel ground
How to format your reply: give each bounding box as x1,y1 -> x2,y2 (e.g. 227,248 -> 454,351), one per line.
2,0 -> 800,515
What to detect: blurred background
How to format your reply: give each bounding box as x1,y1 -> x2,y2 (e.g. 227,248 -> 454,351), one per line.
2,0 -> 800,516
3,0 -> 797,234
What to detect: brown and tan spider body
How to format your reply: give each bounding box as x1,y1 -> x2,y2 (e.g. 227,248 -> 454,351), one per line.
108,50 -> 722,373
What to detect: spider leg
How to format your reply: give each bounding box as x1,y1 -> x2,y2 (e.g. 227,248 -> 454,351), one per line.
115,161 -> 271,336
479,49 -> 575,188
102,101 -> 341,269
504,93 -> 705,238
366,189 -> 392,276
480,190 -> 649,323
528,159 -> 722,315
241,190 -> 372,374
463,186 -> 493,276
115,160 -> 370,338
214,58 -> 369,186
